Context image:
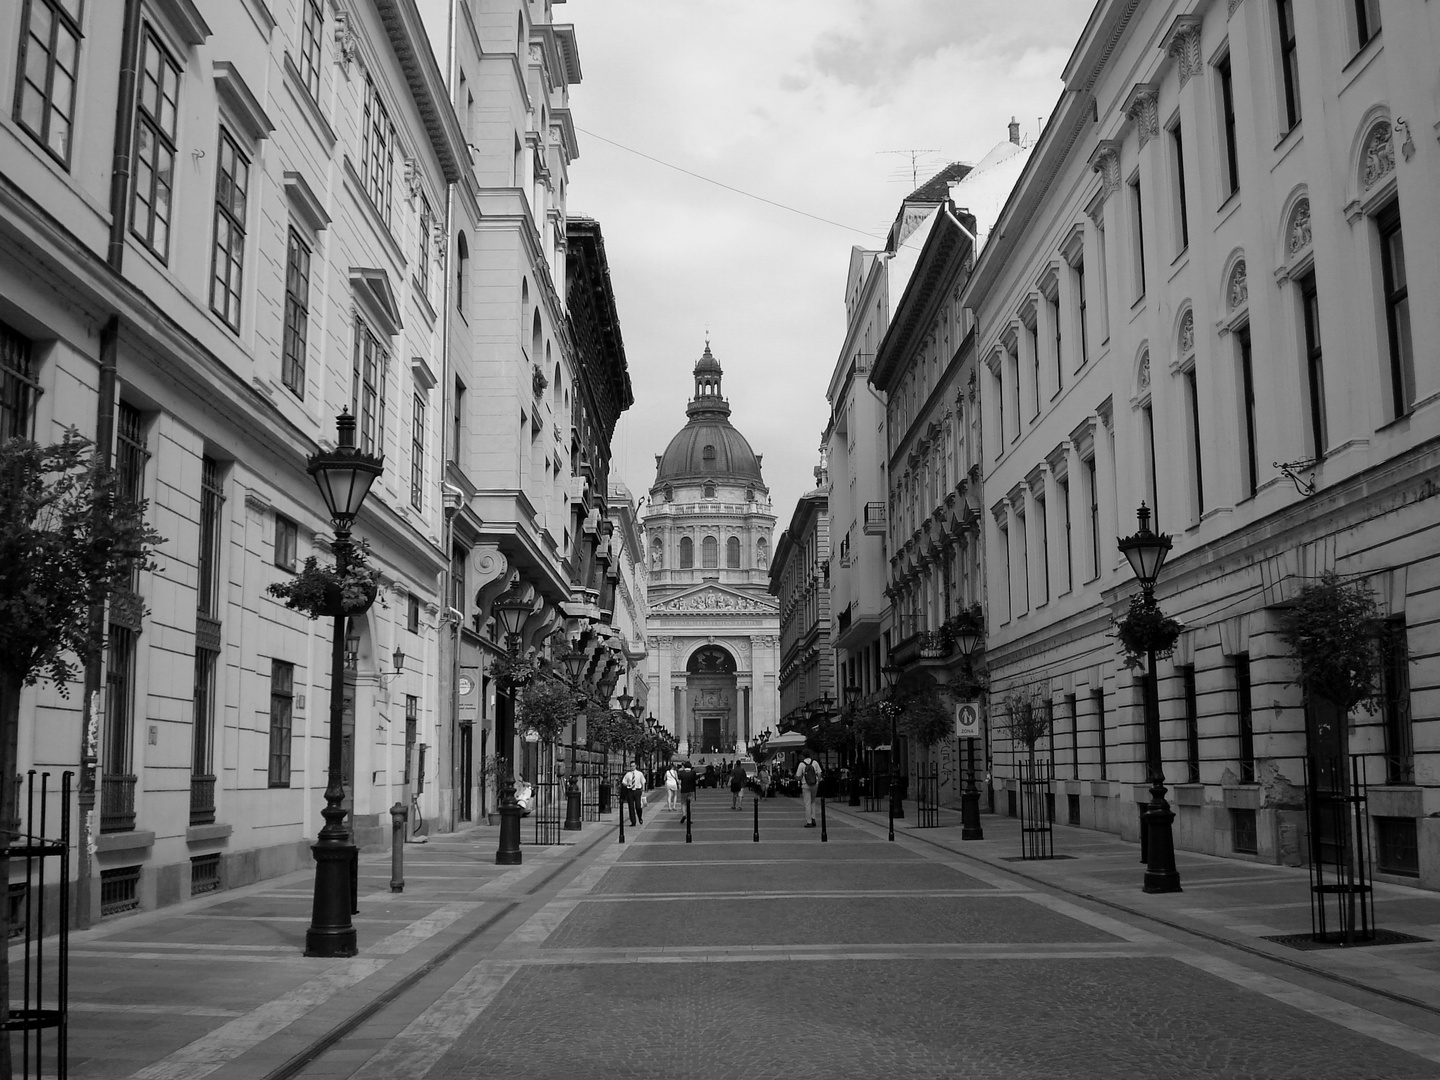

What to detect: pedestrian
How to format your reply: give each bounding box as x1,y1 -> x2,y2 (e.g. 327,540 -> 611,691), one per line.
678,759 -> 698,822
730,761 -> 745,810
756,762 -> 771,799
664,762 -> 680,810
621,760 -> 645,826
797,752 -> 822,827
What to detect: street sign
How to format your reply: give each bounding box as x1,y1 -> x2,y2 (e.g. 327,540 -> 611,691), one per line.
955,700 -> 981,740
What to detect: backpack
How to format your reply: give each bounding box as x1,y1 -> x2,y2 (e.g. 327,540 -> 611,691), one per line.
803,760 -> 819,787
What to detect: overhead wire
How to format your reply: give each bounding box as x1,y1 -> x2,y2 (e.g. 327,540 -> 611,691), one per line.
575,125 -> 884,240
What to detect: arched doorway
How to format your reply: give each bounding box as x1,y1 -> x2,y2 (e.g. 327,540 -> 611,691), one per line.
686,645 -> 737,754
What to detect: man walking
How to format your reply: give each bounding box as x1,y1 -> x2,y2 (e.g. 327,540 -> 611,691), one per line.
678,760 -> 698,822
621,761 -> 645,826
797,753 -> 823,828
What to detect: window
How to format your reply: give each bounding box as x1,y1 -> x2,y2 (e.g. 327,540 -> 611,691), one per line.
1181,665 -> 1200,784
1217,55 -> 1240,200
1298,272 -> 1327,458
1376,817 -> 1418,876
679,537 -> 694,569
131,26 -> 181,260
417,195 -> 433,300
282,229 -> 310,397
702,535 -> 718,569
726,536 -> 741,568
197,456 -> 224,616
404,695 -> 419,784
105,624 -> 136,779
1084,455 -> 1100,581
1377,203 -> 1414,418
1353,0 -> 1381,50
14,0 -> 83,166
1,319 -> 40,442
453,379 -> 465,463
1185,368 -> 1205,519
1014,508 -> 1029,613
190,646 -> 217,815
1382,619 -> 1413,784
450,543 -> 467,614
410,392 -> 425,511
1141,402 -> 1157,527
407,593 -> 421,634
208,130 -> 249,329
1235,653 -> 1255,783
1129,176 -> 1145,300
1066,693 -> 1078,778
298,0 -> 323,99
1236,326 -> 1258,498
1049,292 -> 1063,391
1092,688 -> 1106,779
1094,220 -> 1110,342
268,659 -> 294,787
1276,0 -> 1301,130
274,514 -> 298,571
1035,494 -> 1049,604
1074,260 -> 1089,368
703,482 -> 716,499
361,75 -> 394,227
1231,808 -> 1258,854
115,402 -> 148,585
1028,321 -> 1041,418
455,232 -> 469,315
1170,122 -> 1189,252
1058,476 -> 1072,593
352,317 -> 388,456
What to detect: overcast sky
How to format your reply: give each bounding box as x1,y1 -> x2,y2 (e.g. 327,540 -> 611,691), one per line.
564,0 -> 1095,522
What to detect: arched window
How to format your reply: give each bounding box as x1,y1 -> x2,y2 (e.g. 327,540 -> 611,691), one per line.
756,537 -> 769,569
702,536 -> 718,568
679,536 -> 693,568
455,232 -> 469,315
651,536 -> 663,568
521,278 -> 529,325
531,310 -> 542,363
702,444 -> 716,468
552,360 -> 561,413
726,536 -> 740,568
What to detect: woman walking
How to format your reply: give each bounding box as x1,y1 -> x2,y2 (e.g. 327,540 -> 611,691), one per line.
664,762 -> 680,811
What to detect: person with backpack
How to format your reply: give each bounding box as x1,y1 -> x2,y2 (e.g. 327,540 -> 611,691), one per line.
677,760 -> 698,822
797,754 -> 822,827
621,761 -> 646,826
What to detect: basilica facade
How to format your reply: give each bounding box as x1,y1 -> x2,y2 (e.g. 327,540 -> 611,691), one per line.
643,345 -> 780,756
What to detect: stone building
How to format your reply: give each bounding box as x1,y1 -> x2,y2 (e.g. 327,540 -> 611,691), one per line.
968,0 -> 1439,883
643,344 -> 780,757
770,469 -> 833,733
0,0 -> 463,918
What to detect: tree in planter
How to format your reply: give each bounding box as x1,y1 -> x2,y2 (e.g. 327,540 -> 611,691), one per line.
1001,685 -> 1054,774
0,432 -> 164,1066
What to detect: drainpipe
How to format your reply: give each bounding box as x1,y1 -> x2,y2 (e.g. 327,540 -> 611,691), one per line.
76,0 -> 142,930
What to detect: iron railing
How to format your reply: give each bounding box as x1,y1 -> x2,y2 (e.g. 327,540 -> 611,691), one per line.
100,774 -> 136,833
1018,758 -> 1055,860
189,774 -> 216,826
915,763 -> 939,827
1305,755 -> 1374,945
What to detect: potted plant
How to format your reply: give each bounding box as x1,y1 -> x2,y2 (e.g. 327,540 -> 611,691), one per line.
480,754 -> 505,825
1113,593 -> 1183,671
515,674 -> 574,744
267,537 -> 381,618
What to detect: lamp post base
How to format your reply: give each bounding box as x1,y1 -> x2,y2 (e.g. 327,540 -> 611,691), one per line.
1142,782 -> 1182,894
305,838 -> 359,957
563,775 -> 583,831
960,789 -> 984,840
496,803 -> 524,865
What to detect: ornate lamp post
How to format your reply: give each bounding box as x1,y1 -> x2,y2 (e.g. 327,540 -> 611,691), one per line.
843,685 -> 862,806
638,706 -> 652,784
561,645 -> 590,832
1118,503 -> 1181,894
491,581 -> 534,865
882,663 -> 903,841
953,624 -> 985,841
304,411 -> 383,958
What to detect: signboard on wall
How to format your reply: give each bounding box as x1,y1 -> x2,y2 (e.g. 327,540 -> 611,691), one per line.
955,700 -> 981,741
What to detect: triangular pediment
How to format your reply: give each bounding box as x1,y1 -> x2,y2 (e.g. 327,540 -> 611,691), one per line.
650,582 -> 778,615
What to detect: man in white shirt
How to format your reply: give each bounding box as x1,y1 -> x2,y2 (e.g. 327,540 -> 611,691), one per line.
797,754 -> 822,827
621,762 -> 645,826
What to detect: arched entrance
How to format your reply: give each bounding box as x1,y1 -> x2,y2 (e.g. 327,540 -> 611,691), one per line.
686,645 -> 738,753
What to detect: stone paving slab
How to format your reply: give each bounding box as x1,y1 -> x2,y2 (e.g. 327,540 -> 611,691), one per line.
542,895 -> 1118,949
425,957 -> 1440,1080
589,859 -> 997,895
619,841 -> 917,863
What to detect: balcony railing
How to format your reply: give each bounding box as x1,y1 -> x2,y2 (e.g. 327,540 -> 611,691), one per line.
190,774 -> 216,826
101,773 -> 137,833
891,627 -> 954,668
863,502 -> 886,535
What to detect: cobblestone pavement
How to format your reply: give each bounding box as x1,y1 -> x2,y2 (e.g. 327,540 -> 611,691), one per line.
51,790 -> 1440,1077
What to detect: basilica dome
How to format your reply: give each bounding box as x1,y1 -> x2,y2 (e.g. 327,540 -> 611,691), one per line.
653,344 -> 766,490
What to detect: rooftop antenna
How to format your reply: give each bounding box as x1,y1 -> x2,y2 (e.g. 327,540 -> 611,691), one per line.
878,149 -> 940,189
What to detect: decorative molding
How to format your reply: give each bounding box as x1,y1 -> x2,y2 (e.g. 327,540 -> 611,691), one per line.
404,157 -> 421,201
1228,0 -> 1245,17
1287,199 -> 1311,256
1362,121 -> 1395,191
1137,350 -> 1151,392
334,9 -> 357,77
1162,15 -> 1204,86
1227,260 -> 1248,310
1178,310 -> 1195,356
1088,140 -> 1123,201
1123,83 -> 1161,149
243,491 -> 272,514
283,171 -> 330,233
213,62 -> 275,143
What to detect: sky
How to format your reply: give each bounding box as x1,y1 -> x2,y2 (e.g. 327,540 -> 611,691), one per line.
563,0 -> 1096,521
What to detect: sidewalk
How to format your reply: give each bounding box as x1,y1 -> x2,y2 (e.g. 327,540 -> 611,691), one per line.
22,797 -> 653,1080
827,797 -> 1440,1022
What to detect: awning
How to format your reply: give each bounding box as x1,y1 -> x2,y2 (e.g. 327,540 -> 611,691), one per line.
765,732 -> 808,749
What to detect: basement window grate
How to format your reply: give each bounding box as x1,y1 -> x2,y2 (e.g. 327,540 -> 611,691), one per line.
191,853 -> 222,896
100,865 -> 141,917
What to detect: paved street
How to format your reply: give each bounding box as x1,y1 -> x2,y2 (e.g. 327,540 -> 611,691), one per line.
46,792 -> 1440,1078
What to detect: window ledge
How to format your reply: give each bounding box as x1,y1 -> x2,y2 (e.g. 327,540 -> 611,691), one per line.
1215,192 -> 1241,226
1273,122 -> 1302,153
1341,31 -> 1383,77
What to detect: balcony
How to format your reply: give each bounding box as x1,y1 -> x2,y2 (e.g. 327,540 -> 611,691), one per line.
863,502 -> 886,535
890,627 -> 954,668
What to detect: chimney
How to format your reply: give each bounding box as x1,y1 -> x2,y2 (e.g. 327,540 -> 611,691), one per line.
1008,116 -> 1020,145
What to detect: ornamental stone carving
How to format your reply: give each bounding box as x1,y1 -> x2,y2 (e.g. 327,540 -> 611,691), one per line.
1138,351 -> 1151,392
1178,311 -> 1194,355
1362,122 -> 1394,191
1288,199 -> 1311,255
334,11 -> 357,77
1163,16 -> 1204,86
1228,261 -> 1248,310
1088,140 -> 1123,201
1124,84 -> 1161,149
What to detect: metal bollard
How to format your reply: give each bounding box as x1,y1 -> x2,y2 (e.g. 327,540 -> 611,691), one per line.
820,796 -> 827,842
686,797 -> 692,844
390,802 -> 407,892
350,846 -> 360,914
753,796 -> 759,843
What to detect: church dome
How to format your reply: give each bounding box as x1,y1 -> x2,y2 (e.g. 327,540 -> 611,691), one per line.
653,343 -> 766,490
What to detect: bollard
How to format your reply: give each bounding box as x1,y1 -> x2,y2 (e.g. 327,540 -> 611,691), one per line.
753,796 -> 759,843
686,798 -> 692,844
618,795 -> 626,844
820,796 -> 827,842
389,802 -> 407,892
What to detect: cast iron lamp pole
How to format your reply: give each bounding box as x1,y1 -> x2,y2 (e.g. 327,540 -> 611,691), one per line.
954,625 -> 985,841
1118,503 -> 1182,894
882,663 -> 903,841
492,582 -> 534,865
562,647 -> 591,832
843,685 -> 862,806
304,411 -> 383,958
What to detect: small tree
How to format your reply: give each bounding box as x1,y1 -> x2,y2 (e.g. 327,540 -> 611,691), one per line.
1001,685 -> 1053,769
899,687 -> 955,748
0,432 -> 164,1068
1277,571 -> 1388,717
515,675 -> 577,744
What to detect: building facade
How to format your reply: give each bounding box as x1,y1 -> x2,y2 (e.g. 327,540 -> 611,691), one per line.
968,0 -> 1439,882
643,344 -> 780,757
1,0 -> 464,918
770,471 -> 833,733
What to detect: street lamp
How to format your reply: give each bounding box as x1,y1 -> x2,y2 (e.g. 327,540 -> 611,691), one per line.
560,643 -> 590,832
304,411 -> 383,958
491,581 -> 533,866
1117,502 -> 1181,894
843,685 -> 862,806
882,662 -> 903,841
954,628 -> 985,841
